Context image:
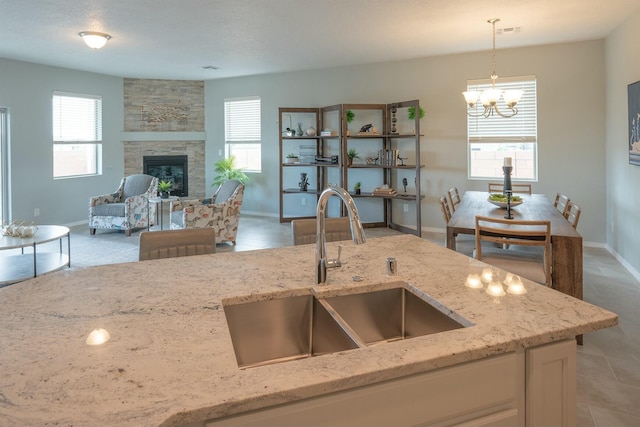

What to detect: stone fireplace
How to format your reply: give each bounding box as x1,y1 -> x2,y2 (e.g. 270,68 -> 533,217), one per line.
122,78 -> 206,198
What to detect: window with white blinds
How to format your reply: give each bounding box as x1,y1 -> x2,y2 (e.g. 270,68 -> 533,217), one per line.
52,91 -> 102,178
467,76 -> 538,180
224,96 -> 261,172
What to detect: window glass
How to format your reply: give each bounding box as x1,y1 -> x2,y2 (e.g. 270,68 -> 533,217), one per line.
224,97 -> 261,172
52,91 -> 102,178
467,76 -> 537,180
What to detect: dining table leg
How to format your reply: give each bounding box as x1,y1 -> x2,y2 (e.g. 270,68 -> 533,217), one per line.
551,235 -> 584,344
446,227 -> 457,251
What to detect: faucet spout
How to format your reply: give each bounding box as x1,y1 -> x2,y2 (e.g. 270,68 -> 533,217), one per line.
316,186 -> 366,284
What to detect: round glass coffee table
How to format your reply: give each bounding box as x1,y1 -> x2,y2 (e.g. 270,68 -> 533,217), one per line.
0,225 -> 70,286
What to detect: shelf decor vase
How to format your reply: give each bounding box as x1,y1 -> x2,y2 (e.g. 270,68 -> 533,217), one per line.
299,173 -> 309,191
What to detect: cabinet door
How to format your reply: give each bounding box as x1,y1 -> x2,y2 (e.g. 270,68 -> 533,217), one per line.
526,339 -> 576,427
205,352 -> 523,427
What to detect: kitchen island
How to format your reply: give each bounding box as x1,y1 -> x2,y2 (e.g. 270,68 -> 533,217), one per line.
0,235 -> 617,426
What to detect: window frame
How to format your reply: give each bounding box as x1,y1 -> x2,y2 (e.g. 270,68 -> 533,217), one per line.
52,91 -> 103,179
224,96 -> 261,173
467,76 -> 538,181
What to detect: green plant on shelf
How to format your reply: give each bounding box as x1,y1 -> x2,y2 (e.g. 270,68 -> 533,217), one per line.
286,153 -> 298,158
347,148 -> 359,165
408,106 -> 425,120
346,110 -> 355,123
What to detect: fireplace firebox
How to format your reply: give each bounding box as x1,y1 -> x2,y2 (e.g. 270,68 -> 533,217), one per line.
143,155 -> 188,197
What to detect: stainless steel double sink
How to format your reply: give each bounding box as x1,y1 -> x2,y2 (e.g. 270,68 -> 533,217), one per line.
223,281 -> 471,369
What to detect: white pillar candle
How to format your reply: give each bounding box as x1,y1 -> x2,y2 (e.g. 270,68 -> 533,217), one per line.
503,157 -> 512,167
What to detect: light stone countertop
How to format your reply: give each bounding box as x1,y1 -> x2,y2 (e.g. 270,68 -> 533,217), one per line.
0,235 -> 618,426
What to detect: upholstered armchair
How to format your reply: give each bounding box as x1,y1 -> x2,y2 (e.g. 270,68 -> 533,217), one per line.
169,179 -> 244,245
89,174 -> 158,237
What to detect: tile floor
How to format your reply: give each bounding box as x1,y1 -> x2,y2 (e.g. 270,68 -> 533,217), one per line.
7,214 -> 640,426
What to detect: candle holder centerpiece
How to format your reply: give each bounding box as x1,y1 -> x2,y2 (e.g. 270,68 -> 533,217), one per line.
503,157 -> 513,219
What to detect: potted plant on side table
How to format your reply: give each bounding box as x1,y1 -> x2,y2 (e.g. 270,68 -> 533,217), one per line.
158,180 -> 172,199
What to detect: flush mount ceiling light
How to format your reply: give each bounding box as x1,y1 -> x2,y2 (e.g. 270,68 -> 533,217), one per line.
463,19 -> 523,118
79,31 -> 111,49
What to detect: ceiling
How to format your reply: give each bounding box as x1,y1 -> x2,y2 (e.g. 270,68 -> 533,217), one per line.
2,0 -> 639,81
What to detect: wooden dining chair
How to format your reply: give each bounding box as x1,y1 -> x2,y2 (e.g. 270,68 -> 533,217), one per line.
487,183 -> 532,194
553,193 -> 571,216
138,228 -> 216,261
439,194 -> 452,223
448,187 -> 461,213
564,201 -> 581,229
291,217 -> 352,245
474,216 -> 551,287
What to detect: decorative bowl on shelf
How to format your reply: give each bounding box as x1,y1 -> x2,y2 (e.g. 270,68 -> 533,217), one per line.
487,194 -> 524,209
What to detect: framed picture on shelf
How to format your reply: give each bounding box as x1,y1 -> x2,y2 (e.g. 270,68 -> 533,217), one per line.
628,80 -> 640,166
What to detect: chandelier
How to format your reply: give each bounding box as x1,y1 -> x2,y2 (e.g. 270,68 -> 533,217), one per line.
463,19 -> 523,118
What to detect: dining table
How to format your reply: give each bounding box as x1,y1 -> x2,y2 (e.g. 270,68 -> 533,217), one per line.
446,191 -> 583,305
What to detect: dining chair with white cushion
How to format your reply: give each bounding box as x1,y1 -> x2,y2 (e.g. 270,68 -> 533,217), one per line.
138,228 -> 215,261
474,215 -> 551,287
291,217 -> 352,245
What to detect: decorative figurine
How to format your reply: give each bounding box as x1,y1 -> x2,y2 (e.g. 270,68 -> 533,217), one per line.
359,124 -> 373,133
402,178 -> 408,193
299,173 -> 309,191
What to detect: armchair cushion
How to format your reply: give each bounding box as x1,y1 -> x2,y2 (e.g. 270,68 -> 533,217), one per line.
91,203 -> 126,217
122,174 -> 155,200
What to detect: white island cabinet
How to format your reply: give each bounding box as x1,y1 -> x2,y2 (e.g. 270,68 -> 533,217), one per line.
0,235 -> 614,426
203,340 -> 574,427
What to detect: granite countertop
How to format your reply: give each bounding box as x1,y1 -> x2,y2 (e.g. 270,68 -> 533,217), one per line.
0,235 -> 618,426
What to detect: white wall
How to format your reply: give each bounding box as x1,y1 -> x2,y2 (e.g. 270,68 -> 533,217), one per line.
0,58 -> 123,226
605,8 -> 640,274
206,40 -> 607,242
0,39 -> 608,244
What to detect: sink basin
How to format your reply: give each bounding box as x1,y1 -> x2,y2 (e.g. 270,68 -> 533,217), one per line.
224,283 -> 469,368
224,294 -> 359,369
322,284 -> 466,345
